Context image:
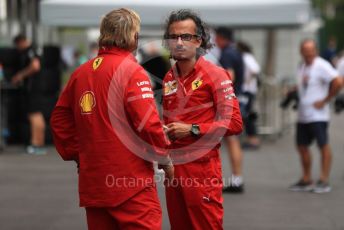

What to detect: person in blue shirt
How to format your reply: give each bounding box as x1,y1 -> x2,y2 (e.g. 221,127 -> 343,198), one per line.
215,27 -> 245,193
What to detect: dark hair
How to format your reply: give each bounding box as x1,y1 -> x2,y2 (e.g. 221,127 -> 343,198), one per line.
237,41 -> 252,54
13,34 -> 27,44
215,27 -> 234,41
163,9 -> 213,56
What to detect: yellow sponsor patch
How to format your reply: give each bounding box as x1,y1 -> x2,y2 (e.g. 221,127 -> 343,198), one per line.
80,91 -> 96,114
192,79 -> 203,90
164,80 -> 178,96
92,57 -> 103,70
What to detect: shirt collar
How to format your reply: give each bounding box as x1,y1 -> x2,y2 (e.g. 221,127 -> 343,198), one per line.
98,46 -> 136,61
172,57 -> 206,79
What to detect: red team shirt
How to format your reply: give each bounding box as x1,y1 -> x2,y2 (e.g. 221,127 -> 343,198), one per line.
163,57 -> 243,230
163,57 -> 243,161
51,47 -> 169,207
51,48 -> 242,209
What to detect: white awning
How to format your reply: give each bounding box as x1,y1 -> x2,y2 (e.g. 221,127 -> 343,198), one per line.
40,0 -> 312,27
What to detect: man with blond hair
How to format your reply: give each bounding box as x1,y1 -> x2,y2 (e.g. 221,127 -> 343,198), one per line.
51,8 -> 173,229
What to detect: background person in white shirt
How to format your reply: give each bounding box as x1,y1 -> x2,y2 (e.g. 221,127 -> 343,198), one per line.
336,54 -> 344,76
237,41 -> 261,148
334,53 -> 344,113
289,39 -> 342,193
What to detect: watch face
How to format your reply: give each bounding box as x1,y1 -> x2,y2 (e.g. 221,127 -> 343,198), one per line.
192,125 -> 200,136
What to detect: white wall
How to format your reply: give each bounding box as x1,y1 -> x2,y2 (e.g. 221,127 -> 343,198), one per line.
236,28 -> 316,80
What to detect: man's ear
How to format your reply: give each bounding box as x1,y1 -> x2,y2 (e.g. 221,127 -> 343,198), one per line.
195,38 -> 202,48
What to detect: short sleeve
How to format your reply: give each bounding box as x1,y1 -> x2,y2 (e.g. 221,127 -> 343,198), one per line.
245,54 -> 260,74
27,47 -> 40,61
337,59 -> 344,76
321,61 -> 338,84
220,50 -> 236,70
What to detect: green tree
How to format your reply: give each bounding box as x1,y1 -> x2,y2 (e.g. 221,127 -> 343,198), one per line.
312,0 -> 344,54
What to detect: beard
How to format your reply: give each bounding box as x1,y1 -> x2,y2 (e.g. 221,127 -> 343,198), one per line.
171,47 -> 193,61
172,54 -> 189,61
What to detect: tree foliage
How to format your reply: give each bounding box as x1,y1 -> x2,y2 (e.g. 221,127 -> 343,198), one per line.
312,0 -> 344,52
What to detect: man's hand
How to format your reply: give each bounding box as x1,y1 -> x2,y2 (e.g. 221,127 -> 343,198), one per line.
160,164 -> 174,182
11,73 -> 24,85
314,77 -> 343,110
313,99 -> 326,110
158,156 -> 174,182
166,122 -> 192,141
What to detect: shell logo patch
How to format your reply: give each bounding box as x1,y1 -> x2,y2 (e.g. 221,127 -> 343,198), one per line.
80,91 -> 96,114
192,79 -> 203,90
164,80 -> 178,96
92,57 -> 103,70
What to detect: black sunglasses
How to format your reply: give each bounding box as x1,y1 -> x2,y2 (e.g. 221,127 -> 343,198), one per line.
165,33 -> 200,41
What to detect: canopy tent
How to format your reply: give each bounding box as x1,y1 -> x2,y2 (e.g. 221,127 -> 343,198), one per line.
40,0 -> 312,28
39,0 -> 316,137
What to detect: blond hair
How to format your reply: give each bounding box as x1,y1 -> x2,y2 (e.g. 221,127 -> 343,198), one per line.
98,8 -> 140,50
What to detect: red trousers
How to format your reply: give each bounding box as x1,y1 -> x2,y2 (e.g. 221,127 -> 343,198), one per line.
166,153 -> 224,230
86,186 -> 161,230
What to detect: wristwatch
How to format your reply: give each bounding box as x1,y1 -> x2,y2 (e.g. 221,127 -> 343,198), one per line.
190,124 -> 200,137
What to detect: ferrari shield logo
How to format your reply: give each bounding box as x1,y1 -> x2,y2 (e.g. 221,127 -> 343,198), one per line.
192,79 -> 203,90
80,91 -> 96,114
92,57 -> 103,70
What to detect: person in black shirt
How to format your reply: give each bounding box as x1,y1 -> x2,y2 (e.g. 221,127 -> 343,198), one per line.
216,28 -> 244,94
321,36 -> 337,66
11,34 -> 46,154
215,27 -> 245,193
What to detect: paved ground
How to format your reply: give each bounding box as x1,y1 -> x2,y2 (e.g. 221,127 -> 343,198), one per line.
1,114 -> 344,230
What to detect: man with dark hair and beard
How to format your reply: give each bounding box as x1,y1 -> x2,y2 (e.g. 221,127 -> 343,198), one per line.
162,9 -> 243,229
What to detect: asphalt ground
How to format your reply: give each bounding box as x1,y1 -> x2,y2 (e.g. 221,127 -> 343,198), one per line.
1,113 -> 344,230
